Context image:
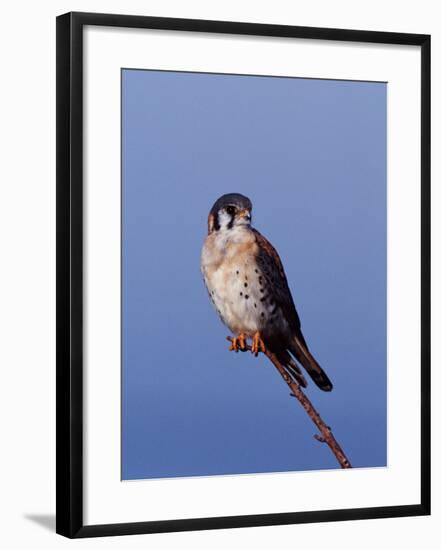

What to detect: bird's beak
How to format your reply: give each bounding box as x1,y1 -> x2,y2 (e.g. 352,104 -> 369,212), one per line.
237,209 -> 251,221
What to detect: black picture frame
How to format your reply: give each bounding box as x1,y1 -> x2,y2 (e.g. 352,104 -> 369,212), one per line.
56,11 -> 431,539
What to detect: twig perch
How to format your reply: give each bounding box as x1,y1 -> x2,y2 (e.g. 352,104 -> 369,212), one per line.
227,337 -> 352,469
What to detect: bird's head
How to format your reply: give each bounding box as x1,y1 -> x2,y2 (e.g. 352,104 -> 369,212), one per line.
207,193 -> 252,234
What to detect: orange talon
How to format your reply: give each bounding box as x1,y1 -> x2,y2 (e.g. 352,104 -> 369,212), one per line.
229,337 -> 239,352
251,332 -> 266,356
228,333 -> 247,352
238,333 -> 247,351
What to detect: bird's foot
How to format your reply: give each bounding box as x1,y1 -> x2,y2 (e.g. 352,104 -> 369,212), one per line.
228,333 -> 247,352
251,332 -> 266,356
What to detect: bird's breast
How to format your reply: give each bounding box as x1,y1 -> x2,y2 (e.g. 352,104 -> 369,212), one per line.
201,228 -> 286,337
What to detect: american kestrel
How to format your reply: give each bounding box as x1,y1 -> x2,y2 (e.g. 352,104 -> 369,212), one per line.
201,193 -> 332,391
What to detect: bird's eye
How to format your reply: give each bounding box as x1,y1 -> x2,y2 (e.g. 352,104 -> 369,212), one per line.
226,206 -> 236,216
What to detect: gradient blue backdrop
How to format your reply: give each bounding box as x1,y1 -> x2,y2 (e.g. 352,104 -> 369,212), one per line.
122,69 -> 387,480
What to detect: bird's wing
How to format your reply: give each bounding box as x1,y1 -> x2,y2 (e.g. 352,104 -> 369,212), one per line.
253,229 -> 332,391
252,228 -> 305,343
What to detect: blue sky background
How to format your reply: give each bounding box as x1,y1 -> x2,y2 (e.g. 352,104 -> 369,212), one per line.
121,69 -> 387,480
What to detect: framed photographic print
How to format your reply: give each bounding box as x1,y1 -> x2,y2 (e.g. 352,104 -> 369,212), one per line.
56,11 -> 431,538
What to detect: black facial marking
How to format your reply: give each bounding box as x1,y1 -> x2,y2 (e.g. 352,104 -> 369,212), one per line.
240,292 -> 243,296
261,312 -> 265,317
245,294 -> 249,299
244,282 -> 248,288
255,269 -> 259,273
226,205 -> 236,230
236,270 -> 239,275
254,303 -> 257,308
213,213 -> 220,231
260,288 -> 264,293
260,297 -> 266,302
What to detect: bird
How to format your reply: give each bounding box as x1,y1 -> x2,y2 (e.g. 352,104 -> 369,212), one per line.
200,193 -> 333,391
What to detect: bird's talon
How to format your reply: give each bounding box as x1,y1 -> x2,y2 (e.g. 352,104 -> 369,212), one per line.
228,334 -> 247,352
238,333 -> 246,350
229,337 -> 239,352
251,332 -> 266,356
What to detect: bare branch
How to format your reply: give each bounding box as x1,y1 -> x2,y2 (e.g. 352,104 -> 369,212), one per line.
227,337 -> 352,469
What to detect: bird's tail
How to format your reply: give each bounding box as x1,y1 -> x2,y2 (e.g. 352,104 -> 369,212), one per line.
289,335 -> 333,392
274,350 -> 308,388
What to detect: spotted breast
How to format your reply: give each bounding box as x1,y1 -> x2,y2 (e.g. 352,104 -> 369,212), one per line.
201,224 -> 290,341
